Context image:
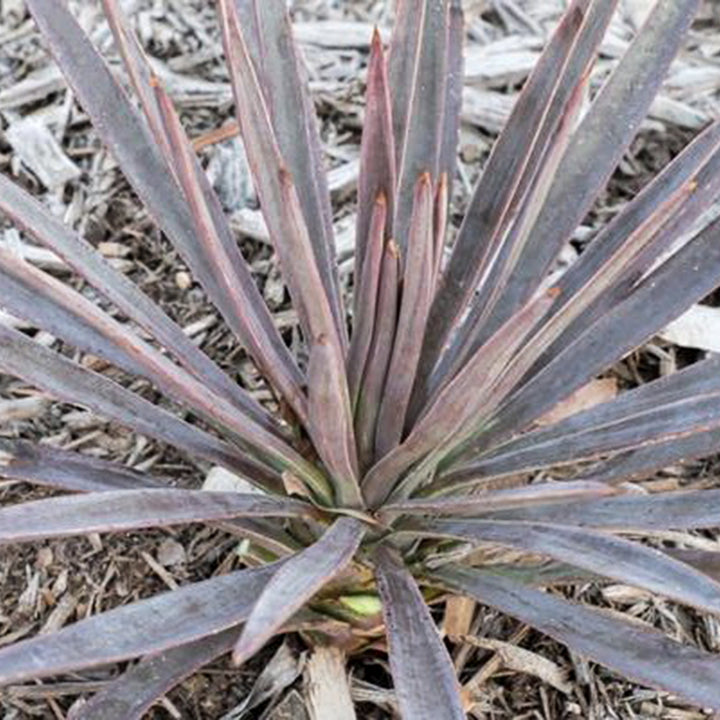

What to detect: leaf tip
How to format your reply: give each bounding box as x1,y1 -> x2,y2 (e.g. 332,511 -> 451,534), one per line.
371,26 -> 383,48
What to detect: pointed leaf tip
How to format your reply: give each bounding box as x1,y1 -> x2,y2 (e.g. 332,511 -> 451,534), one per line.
372,26 -> 383,48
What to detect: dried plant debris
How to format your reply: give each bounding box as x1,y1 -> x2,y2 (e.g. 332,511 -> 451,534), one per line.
0,0 -> 720,719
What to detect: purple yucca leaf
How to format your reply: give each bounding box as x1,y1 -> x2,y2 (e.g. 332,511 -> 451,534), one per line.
0,442 -> 161,491
430,173 -> 449,295
152,79 -> 313,425
428,70 -> 591,398
0,248 -> 298,457
0,441 -> 301,557
233,517 -> 365,665
355,239 -> 400,471
0,489 -> 310,543
68,629 -> 239,720
233,0 -> 346,349
347,191 -> 388,406
381,480 -> 620,519
0,175 -> 275,432
392,1 -> 450,253
526,124 -> 720,376
387,0 -> 424,170
453,213 -> 720,469
354,30 -> 396,316
474,487 -> 720,532
436,567 -> 720,709
0,439 -> 163,493
218,0 -> 344,358
0,323 -> 285,491
414,0 -> 616,404
0,251 -> 335,500
437,0 -> 464,199
375,173 -> 435,458
463,0 -> 700,353
308,335 -> 363,508
103,0 -> 312,419
218,3 -> 359,487
579,427 -> 720,488
413,520 -> 720,617
373,545 -> 465,720
0,563 -> 281,684
23,1 -> 307,419
363,287 -> 557,506
441,356 -> 720,489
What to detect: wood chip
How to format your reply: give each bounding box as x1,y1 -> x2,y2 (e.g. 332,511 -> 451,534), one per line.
442,596 -> 476,638
203,466 -> 266,495
304,646 -> 357,720
659,304 -> 720,353
5,116 -> 80,189
455,635 -> 572,695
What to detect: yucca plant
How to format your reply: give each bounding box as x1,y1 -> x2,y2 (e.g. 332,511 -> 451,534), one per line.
3,0 -> 720,716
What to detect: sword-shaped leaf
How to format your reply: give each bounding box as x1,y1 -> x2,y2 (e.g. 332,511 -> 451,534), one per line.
375,174 -> 435,458
452,212 -> 720,469
0,174 -> 272,430
436,566 -> 720,710
308,335 -> 362,508
479,488 -> 720,531
580,426 -> 720,486
0,489 -> 310,543
464,0 -> 700,356
373,545 -> 465,720
382,480 -> 618,519
0,323 -> 293,495
442,357 -> 720,489
217,0 -> 345,358
0,438 -> 161,492
522,121 -> 720,376
412,520 -> 720,615
393,0 -> 451,251
24,0 -> 305,414
0,249 -> 293,447
354,30 -> 396,309
363,288 -> 557,506
437,0 -> 463,196
68,629 -> 237,720
233,0 -> 345,347
348,193 -> 388,406
0,564 -> 280,684
416,0 -> 616,399
233,517 -> 365,664
355,240 -> 400,472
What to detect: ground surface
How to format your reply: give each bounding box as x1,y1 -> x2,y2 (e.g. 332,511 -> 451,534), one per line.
1,0 -> 720,718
